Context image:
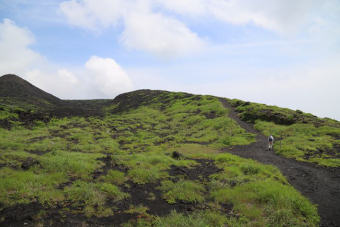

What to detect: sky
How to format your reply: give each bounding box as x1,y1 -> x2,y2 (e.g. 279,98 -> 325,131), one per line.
0,0 -> 339,120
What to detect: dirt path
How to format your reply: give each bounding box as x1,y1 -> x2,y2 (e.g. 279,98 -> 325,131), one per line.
219,98 -> 340,227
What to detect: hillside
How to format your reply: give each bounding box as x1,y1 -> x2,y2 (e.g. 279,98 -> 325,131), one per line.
0,75 -> 112,129
0,75 -> 339,226
0,74 -> 62,107
228,99 -> 340,167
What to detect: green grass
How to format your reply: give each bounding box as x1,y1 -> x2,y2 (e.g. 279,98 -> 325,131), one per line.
229,98 -> 340,167
211,180 -> 319,226
105,94 -> 255,149
0,167 -> 66,208
122,210 -> 229,227
209,153 -> 318,226
153,210 -> 228,227
99,170 -> 127,185
0,91 -> 321,225
117,151 -> 195,184
0,106 -> 19,120
64,180 -> 128,217
213,153 -> 286,182
255,120 -> 340,167
159,180 -> 206,204
171,143 -> 220,159
229,98 -> 339,127
39,150 -> 104,180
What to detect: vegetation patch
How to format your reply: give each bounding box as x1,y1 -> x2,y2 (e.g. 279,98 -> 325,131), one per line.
159,180 -> 206,204
171,143 -> 220,159
116,151 -> 195,184
99,170 -> 127,185
229,98 -> 338,127
0,89 -> 322,226
64,180 -> 129,217
211,180 -> 319,226
0,167 -> 65,208
255,120 -> 340,167
229,98 -> 340,167
39,150 -> 104,180
153,210 -> 229,227
208,153 -> 319,226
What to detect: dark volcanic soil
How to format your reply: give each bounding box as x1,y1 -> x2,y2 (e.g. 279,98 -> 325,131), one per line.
219,98 -> 340,227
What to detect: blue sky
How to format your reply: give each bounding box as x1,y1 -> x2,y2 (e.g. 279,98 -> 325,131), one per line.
0,0 -> 339,120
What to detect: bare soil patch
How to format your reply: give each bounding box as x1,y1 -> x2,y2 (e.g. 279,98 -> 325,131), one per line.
169,159 -> 222,182
25,149 -> 51,156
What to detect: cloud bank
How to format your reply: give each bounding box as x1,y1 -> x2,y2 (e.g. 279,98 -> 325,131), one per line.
157,0 -> 318,33
0,19 -> 133,99
60,0 -> 340,57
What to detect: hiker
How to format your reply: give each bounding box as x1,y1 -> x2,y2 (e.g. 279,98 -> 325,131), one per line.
268,135 -> 274,151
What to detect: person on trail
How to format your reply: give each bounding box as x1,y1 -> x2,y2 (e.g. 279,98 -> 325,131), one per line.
268,135 -> 274,151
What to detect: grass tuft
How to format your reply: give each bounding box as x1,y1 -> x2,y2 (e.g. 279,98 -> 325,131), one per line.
159,180 -> 205,204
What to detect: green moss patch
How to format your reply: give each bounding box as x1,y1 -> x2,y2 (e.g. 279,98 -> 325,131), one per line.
159,180 -> 205,204
211,180 -> 319,226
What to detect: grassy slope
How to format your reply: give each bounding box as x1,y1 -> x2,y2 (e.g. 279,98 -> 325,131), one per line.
229,99 -> 340,167
0,91 -> 319,226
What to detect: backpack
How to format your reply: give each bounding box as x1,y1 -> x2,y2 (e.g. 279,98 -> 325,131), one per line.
269,136 -> 273,142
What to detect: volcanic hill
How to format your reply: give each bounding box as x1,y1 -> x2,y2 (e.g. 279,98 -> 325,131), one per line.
0,74 -> 62,106
0,74 -> 339,226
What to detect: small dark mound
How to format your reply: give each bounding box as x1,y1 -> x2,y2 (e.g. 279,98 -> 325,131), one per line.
171,151 -> 182,160
21,157 -> 40,170
0,119 -> 11,129
169,159 -> 223,181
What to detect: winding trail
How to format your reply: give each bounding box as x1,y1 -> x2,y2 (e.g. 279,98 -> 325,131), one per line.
219,98 -> 340,227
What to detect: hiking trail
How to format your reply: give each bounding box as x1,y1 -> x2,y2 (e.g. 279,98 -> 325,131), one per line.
219,98 -> 340,227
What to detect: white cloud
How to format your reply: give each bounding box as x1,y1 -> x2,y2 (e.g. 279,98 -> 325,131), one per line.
0,19 -> 45,74
24,58 -> 133,99
121,10 -> 204,57
154,0 -> 206,16
0,19 -> 133,99
25,69 -> 83,99
85,56 -> 133,97
157,0 -> 322,34
59,0 -> 125,30
59,0 -> 205,56
60,0 -> 340,54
